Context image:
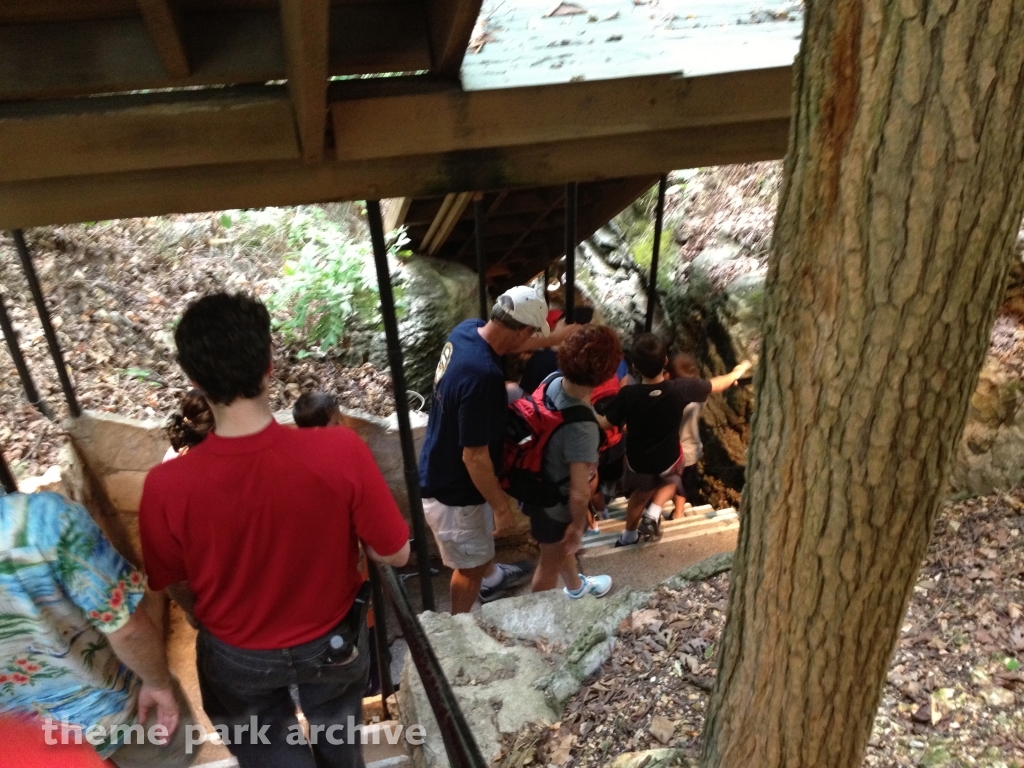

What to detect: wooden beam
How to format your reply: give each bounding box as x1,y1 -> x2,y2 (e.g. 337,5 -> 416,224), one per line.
424,191 -> 473,255
331,67 -> 792,161
2,67 -> 792,183
279,0 -> 330,163
0,118 -> 791,229
0,91 -> 300,183
383,198 -> 412,232
0,6 -> 430,101
501,177 -> 659,290
424,0 -> 482,77
136,0 -> 190,78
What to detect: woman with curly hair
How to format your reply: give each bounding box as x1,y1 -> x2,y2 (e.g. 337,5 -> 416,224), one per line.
164,390 -> 214,457
526,323 -> 622,598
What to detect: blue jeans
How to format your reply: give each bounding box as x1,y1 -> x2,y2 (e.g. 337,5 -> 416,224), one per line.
196,619 -> 369,768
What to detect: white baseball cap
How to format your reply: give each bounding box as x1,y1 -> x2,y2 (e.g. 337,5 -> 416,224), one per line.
497,286 -> 550,337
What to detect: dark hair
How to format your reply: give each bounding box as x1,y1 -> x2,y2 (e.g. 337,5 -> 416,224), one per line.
166,389 -> 214,452
558,326 -> 622,387
293,392 -> 338,428
174,293 -> 272,405
670,353 -> 699,379
490,296 -> 530,332
632,333 -> 668,379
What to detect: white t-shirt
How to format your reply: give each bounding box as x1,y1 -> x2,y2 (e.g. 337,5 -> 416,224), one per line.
679,402 -> 704,467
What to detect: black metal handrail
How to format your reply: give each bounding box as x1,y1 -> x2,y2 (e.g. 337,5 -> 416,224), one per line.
0,290 -> 55,421
12,230 -> 81,417
367,561 -> 487,768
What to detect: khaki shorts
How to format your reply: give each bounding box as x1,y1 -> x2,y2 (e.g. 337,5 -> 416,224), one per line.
422,498 -> 496,570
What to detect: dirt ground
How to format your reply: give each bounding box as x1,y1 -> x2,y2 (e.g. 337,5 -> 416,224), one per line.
0,210 -> 395,481
514,489 -> 1024,768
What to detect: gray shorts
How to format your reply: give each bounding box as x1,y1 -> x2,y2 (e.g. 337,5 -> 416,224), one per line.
422,498 -> 496,570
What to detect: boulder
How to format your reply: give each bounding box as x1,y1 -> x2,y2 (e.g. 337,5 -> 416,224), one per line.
397,612 -> 558,768
353,256 -> 481,399
479,584 -> 647,647
398,554 -> 735,767
64,410 -> 169,512
951,362 -> 1024,496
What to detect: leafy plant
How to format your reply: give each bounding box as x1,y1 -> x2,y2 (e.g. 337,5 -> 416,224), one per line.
267,208 -> 410,354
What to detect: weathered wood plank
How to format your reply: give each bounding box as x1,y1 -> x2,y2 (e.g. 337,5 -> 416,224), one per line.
136,0 -> 190,78
0,5 -> 430,101
280,0 -> 330,163
424,191 -> 473,254
0,93 -> 300,183
424,0 -> 483,77
0,118 -> 789,228
383,198 -> 413,233
331,67 -> 792,160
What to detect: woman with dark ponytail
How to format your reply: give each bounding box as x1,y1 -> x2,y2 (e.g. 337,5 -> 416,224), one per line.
165,390 -> 214,456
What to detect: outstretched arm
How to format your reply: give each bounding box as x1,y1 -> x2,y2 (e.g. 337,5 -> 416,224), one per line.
708,361 -> 753,393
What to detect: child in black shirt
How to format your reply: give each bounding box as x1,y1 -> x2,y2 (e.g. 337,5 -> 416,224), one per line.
602,334 -> 750,545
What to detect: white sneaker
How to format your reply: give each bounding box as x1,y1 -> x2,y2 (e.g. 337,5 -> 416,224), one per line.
564,574 -> 612,599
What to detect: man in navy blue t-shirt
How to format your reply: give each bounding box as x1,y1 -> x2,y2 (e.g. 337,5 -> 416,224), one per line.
419,286 -> 549,613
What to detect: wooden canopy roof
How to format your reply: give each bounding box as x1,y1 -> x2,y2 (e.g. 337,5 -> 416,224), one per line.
0,0 -> 802,231
388,177 -> 658,291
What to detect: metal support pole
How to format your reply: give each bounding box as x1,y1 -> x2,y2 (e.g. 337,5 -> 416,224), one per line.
563,182 -> 577,323
645,175 -> 668,333
367,565 -> 395,719
12,230 -> 80,417
0,291 -> 55,420
474,196 -> 488,321
365,201 -> 436,613
0,448 -> 17,494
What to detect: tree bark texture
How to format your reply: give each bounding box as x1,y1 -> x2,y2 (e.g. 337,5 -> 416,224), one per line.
701,2 -> 1024,767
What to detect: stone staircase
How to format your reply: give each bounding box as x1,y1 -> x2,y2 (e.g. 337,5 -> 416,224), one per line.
577,499 -> 740,588
580,498 -> 739,553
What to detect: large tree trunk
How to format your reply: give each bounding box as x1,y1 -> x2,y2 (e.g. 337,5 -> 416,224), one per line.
701,2 -> 1024,766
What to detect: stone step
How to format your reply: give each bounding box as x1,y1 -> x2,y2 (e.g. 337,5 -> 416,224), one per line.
582,508 -> 736,550
580,510 -> 738,556
594,504 -> 714,533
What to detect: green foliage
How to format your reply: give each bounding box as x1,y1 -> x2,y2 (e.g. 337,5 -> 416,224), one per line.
267,208 -> 410,353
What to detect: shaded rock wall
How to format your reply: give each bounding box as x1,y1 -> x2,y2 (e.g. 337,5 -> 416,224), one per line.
575,211 -> 759,509
346,255 -> 482,400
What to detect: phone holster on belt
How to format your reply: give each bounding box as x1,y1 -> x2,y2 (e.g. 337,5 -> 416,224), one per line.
322,580 -> 373,666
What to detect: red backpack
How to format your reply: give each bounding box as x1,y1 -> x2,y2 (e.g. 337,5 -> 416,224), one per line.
590,375 -> 624,453
501,376 -> 597,507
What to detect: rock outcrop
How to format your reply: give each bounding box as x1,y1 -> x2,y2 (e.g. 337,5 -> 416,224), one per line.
574,171 -> 1024,503
397,553 -> 734,768
347,255 -> 482,399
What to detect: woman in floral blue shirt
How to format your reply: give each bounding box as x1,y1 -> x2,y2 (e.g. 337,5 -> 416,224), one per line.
0,492 -> 192,766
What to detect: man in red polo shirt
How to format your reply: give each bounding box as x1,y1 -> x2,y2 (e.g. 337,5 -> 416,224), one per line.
140,293 -> 409,768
